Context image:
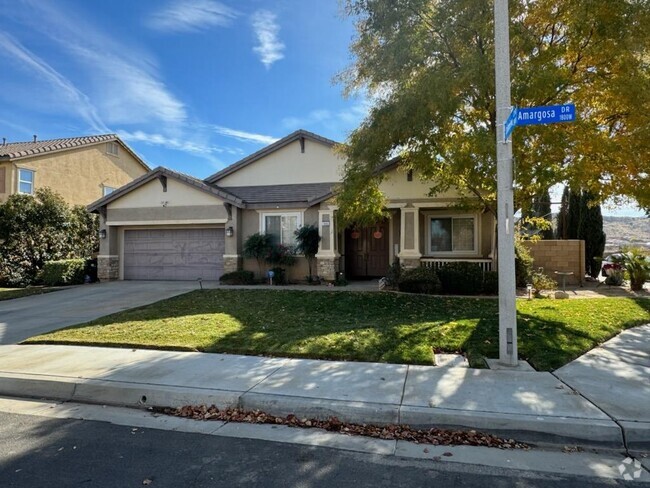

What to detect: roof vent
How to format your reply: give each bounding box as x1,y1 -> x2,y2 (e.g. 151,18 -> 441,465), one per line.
33,135 -> 37,143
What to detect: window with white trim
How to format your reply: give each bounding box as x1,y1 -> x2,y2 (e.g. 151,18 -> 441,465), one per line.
18,168 -> 34,195
261,212 -> 302,247
103,186 -> 116,196
106,142 -> 119,156
427,215 -> 477,254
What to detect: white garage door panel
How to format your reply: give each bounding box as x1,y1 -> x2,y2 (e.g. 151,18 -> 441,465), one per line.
123,228 -> 224,281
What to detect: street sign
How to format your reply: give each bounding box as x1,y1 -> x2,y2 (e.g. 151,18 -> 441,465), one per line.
504,107 -> 518,142
516,103 -> 576,126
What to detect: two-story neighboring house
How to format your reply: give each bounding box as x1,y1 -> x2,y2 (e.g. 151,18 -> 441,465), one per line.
0,134 -> 150,206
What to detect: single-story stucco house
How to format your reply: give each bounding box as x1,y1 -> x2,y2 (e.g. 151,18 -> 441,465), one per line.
88,129 -> 495,282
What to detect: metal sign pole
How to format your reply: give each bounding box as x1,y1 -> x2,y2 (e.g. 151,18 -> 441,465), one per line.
494,0 -> 518,366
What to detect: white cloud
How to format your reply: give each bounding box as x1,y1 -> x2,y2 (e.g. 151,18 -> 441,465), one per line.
282,102 -> 370,134
15,1 -> 186,126
148,0 -> 239,33
211,125 -> 278,145
251,10 -> 285,68
118,130 -> 242,158
0,32 -> 108,133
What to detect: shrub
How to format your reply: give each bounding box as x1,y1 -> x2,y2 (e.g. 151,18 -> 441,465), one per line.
482,270 -> 499,295
41,259 -> 86,286
398,266 -> 441,294
243,233 -> 273,278
515,240 -> 534,288
220,270 -> 255,285
266,244 -> 297,268
294,225 -> 320,281
334,272 -> 348,287
269,267 -> 287,285
437,262 -> 483,295
384,257 -> 403,288
531,268 -> 557,294
0,188 -> 98,286
605,268 -> 625,286
613,248 -> 650,291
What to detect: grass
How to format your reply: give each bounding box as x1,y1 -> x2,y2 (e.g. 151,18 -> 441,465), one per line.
0,287 -> 58,301
25,290 -> 650,371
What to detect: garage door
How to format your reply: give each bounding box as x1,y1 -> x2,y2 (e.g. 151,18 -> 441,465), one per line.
123,228 -> 224,281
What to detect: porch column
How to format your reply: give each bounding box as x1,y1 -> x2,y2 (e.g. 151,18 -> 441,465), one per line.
398,206 -> 421,269
315,207 -> 340,280
223,205 -> 242,274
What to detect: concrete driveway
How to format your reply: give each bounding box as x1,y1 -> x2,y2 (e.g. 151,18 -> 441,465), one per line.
0,281 -> 211,345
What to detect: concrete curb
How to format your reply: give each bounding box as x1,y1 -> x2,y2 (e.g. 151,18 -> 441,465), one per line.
0,371 -> 626,449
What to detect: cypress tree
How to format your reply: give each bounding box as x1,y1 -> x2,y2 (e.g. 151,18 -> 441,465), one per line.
578,192 -> 606,278
534,189 -> 554,239
567,188 -> 582,239
555,186 -> 570,239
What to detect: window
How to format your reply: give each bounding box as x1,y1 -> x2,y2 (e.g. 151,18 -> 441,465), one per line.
261,212 -> 302,247
103,186 -> 116,196
18,169 -> 34,195
106,142 -> 119,156
428,215 -> 477,254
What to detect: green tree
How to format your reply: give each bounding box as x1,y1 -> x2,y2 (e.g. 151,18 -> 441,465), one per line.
243,233 -> 273,278
337,0 -> 650,224
555,186 -> 570,239
578,191 -> 606,278
567,188 -> 582,239
294,225 -> 321,281
0,188 -> 98,286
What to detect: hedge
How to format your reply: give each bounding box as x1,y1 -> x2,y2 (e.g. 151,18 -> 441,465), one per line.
219,270 -> 256,285
41,259 -> 86,286
397,267 -> 441,294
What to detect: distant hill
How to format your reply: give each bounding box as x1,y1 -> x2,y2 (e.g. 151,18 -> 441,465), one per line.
602,216 -> 650,254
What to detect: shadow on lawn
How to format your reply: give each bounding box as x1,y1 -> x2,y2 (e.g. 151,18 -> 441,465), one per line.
27,290 -> 650,371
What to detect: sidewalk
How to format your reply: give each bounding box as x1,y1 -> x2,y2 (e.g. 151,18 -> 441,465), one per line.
0,343 -> 630,449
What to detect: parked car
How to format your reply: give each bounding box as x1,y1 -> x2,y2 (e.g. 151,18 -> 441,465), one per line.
601,253 -> 624,277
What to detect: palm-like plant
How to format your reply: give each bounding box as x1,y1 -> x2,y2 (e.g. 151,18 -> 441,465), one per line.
613,248 -> 650,291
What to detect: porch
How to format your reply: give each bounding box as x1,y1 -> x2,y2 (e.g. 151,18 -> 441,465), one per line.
315,205 -> 495,280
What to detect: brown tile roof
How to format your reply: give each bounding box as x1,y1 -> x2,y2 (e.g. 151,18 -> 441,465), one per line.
204,129 -> 339,184
222,182 -> 336,207
0,134 -> 150,170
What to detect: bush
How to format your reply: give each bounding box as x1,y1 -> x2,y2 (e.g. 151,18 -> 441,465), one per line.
219,270 -> 255,285
531,268 -> 557,293
384,257 -> 403,288
398,266 -> 441,294
266,244 -> 297,268
482,270 -> 499,295
614,248 -> 650,291
437,262 -> 483,295
605,268 -> 625,286
515,240 -> 534,288
243,233 -> 273,278
334,272 -> 348,287
269,267 -> 287,285
41,259 -> 86,286
294,225 -> 320,281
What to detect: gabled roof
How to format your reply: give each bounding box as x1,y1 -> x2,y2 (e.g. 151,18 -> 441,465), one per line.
0,134 -> 150,171
204,129 -> 339,184
223,182 -> 336,208
87,166 -> 243,213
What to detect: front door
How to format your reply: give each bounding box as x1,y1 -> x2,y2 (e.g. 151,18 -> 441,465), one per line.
345,221 -> 389,278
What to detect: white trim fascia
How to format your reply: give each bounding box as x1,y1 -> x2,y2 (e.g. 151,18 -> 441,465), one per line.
326,205 -> 339,211
97,255 -> 118,258
315,251 -> 340,259
223,254 -> 241,259
106,219 -> 227,226
411,201 -> 452,208
385,202 -> 407,209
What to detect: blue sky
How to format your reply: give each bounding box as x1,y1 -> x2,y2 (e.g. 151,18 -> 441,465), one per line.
0,0 -> 643,216
0,0 -> 365,177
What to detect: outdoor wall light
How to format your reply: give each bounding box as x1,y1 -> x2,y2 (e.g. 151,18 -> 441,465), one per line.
99,229 -> 107,239
226,226 -> 234,237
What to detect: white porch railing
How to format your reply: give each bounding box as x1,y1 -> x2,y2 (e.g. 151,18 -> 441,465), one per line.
421,258 -> 493,272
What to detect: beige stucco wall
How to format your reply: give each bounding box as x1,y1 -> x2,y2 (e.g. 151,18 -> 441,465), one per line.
239,206 -> 318,281
216,140 -> 344,187
0,162 -> 13,203
379,168 -> 461,201
5,143 -> 147,206
108,178 -> 226,210
522,240 -> 585,285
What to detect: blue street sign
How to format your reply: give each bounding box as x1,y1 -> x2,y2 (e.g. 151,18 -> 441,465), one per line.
516,104 -> 576,126
504,107 -> 518,142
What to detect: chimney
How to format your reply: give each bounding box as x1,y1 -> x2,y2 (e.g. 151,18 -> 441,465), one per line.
33,135 -> 37,143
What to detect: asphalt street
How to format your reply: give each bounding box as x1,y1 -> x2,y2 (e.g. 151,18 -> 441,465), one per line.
0,411 -> 644,488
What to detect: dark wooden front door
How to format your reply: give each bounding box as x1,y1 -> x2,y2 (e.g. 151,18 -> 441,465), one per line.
345,222 -> 389,278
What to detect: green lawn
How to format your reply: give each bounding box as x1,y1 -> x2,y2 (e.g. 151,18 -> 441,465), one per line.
0,287 -> 58,301
24,290 -> 650,371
